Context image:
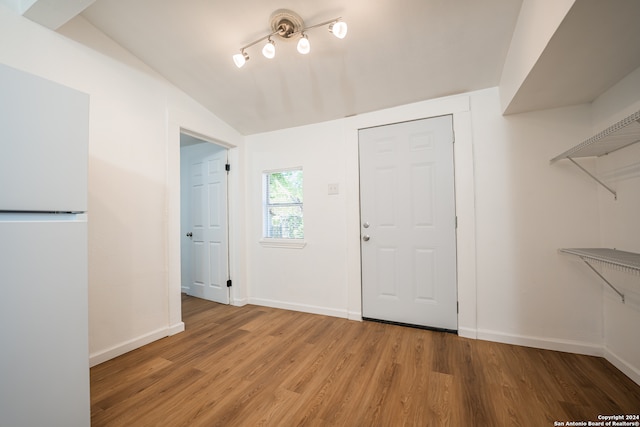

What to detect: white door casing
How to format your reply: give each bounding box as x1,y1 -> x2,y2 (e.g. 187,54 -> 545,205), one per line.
187,148 -> 229,304
359,115 -> 457,331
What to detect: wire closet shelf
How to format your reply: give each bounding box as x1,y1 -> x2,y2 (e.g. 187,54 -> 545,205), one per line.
550,109 -> 640,199
550,109 -> 640,164
560,248 -> 640,275
560,248 -> 640,303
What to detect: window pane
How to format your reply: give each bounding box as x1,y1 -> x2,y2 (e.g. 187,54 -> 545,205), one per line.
266,205 -> 304,239
264,169 -> 304,239
268,170 -> 303,204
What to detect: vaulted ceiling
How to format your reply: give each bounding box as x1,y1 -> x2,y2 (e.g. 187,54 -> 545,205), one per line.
71,0 -> 523,135
9,0 -> 640,135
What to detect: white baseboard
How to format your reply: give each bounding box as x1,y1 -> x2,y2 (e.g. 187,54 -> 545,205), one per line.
348,311 -> 362,321
231,297 -> 248,307
168,321 -> 185,336
249,297 -> 349,319
476,328 -> 604,357
89,322 -> 184,367
458,327 -> 477,339
604,347 -> 640,386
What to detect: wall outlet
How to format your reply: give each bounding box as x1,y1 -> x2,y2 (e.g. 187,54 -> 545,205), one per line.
328,183 -> 339,195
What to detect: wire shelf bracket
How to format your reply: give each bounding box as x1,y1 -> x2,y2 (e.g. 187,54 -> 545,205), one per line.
566,157 -> 617,199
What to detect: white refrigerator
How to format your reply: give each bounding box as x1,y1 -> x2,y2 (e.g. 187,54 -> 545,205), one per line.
0,63 -> 91,426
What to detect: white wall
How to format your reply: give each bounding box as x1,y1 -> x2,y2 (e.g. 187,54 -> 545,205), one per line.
245,121 -> 351,317
0,5 -> 245,366
245,95 -> 476,325
245,88 -> 607,357
471,92 -> 603,351
591,66 -> 640,383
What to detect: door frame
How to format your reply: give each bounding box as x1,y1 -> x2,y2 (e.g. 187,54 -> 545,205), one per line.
345,95 -> 478,339
166,114 -> 243,336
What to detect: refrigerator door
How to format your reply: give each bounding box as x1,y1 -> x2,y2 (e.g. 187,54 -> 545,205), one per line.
0,64 -> 88,212
0,213 -> 90,427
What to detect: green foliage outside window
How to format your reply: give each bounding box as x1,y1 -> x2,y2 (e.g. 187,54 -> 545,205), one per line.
264,169 -> 304,239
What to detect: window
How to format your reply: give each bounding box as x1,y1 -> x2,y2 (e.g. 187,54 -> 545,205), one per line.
263,168 -> 304,240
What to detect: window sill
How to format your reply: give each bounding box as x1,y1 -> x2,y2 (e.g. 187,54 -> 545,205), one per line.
259,239 -> 307,249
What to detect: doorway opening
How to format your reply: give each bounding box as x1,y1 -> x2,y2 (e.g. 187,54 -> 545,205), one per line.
180,132 -> 230,305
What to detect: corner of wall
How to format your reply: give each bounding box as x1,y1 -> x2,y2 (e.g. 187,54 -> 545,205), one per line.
588,66 -> 640,386
89,326 -> 178,367
605,346 -> 640,386
591,65 -> 640,130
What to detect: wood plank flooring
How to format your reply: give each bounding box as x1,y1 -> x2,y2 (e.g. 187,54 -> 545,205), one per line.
90,295 -> 640,426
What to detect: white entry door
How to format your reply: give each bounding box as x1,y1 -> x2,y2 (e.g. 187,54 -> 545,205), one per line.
359,115 -> 457,331
187,148 -> 229,304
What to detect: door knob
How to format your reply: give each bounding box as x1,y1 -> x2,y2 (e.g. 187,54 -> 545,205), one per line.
186,232 -> 193,237
362,235 -> 370,242
363,222 -> 370,229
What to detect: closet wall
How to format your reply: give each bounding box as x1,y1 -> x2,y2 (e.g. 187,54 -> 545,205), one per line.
592,67 -> 640,382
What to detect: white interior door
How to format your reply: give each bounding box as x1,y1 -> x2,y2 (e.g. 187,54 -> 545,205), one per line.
186,147 -> 229,304
359,115 -> 457,331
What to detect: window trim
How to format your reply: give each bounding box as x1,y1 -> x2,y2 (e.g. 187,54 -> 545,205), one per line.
259,238 -> 306,249
262,167 -> 305,244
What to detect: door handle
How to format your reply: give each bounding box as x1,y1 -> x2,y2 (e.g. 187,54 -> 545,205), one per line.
362,235 -> 370,242
363,221 -> 370,229
186,232 -> 193,237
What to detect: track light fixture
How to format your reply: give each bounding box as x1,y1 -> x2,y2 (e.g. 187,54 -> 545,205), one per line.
262,38 -> 276,59
232,9 -> 347,68
329,21 -> 348,39
297,34 -> 310,55
232,50 -> 249,68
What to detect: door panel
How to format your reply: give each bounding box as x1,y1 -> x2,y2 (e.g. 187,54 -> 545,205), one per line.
187,147 -> 229,304
375,168 -> 397,226
377,247 -> 398,298
193,241 -> 205,288
360,115 -> 457,330
414,248 -> 436,300
209,182 -> 221,226
411,163 -> 435,226
208,241 -> 222,289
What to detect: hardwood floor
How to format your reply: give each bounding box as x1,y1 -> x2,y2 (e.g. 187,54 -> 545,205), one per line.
90,295 -> 640,426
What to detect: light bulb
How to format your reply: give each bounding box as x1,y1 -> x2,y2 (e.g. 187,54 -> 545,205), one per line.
233,51 -> 248,68
262,39 -> 275,59
297,35 -> 310,54
329,21 -> 348,39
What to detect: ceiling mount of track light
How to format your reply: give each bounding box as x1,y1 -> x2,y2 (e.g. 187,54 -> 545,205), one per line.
232,9 -> 348,68
269,9 -> 304,39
